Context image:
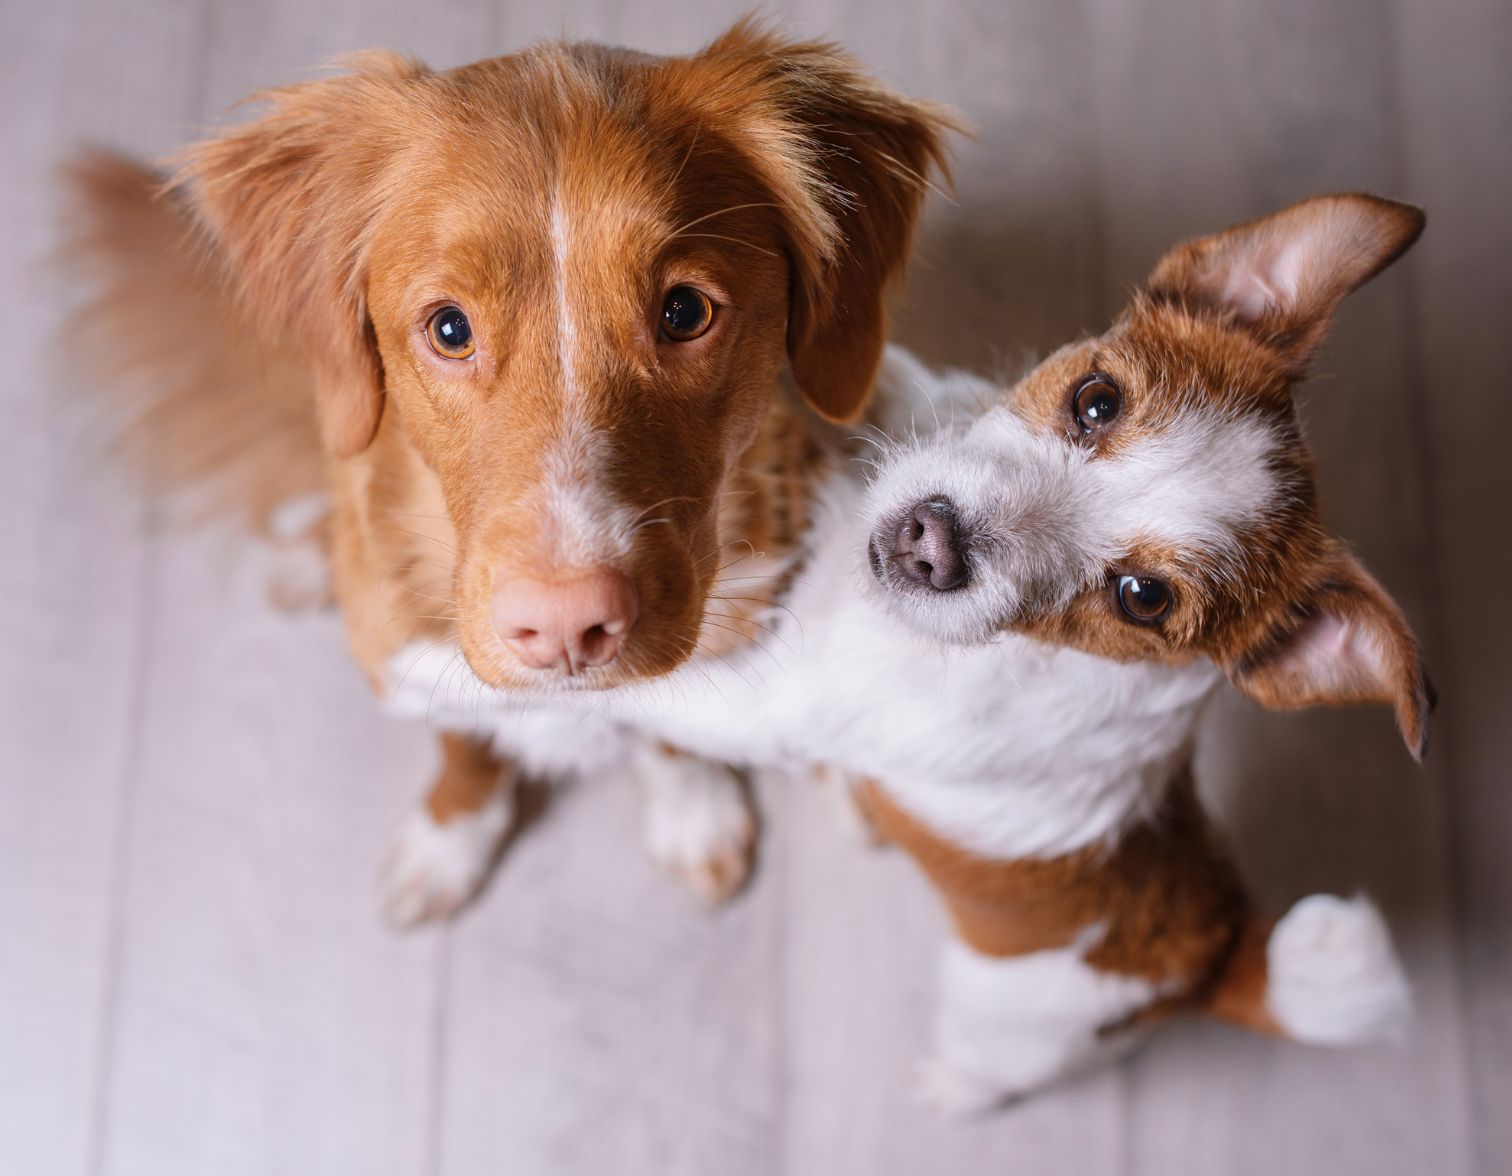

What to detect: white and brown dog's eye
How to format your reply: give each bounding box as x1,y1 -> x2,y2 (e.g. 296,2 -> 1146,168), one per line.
1073,374 -> 1121,433
660,286 -> 715,342
426,305 -> 475,359
1115,574 -> 1173,623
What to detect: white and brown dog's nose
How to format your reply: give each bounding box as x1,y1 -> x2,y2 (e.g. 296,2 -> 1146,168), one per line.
887,498 -> 968,591
493,570 -> 638,674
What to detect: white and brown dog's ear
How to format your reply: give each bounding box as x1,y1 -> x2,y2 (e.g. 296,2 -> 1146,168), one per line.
1145,193 -> 1425,372
171,53 -> 425,457
1227,543 -> 1434,761
705,21 -> 958,423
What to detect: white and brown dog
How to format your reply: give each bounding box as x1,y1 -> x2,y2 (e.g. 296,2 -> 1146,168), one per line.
402,192 -> 1430,1110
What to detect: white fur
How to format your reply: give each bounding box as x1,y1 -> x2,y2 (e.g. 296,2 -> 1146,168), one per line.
379,783 -> 514,927
1265,894 -> 1411,1045
538,420 -> 635,567
538,196 -> 633,568
268,490 -> 330,542
919,931 -> 1164,1115
550,195 -> 580,403
634,743 -> 755,904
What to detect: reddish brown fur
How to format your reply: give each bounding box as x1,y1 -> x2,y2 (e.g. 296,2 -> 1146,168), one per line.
858,774 -> 1251,1001
63,150 -> 325,535
426,733 -> 510,824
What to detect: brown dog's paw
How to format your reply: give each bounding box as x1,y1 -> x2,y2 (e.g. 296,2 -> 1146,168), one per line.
379,791 -> 512,927
638,752 -> 757,906
265,539 -> 334,611
265,492 -> 334,612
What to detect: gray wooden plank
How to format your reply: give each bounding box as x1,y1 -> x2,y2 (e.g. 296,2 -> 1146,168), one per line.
1084,1 -> 1475,1173
437,769 -> 785,1176
97,534 -> 443,1176
1391,2 -> 1512,1172
0,1 -> 208,1173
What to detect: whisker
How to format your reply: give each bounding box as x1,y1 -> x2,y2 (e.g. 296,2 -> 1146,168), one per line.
667,201 -> 784,240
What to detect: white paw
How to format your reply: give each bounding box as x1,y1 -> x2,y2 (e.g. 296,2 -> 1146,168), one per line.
265,539 -> 332,611
1267,893 -> 1411,1045
265,492 -> 332,611
913,1056 -> 1007,1119
379,791 -> 513,928
638,752 -> 755,905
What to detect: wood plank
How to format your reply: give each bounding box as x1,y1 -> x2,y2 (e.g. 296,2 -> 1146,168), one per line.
96,534 -> 443,1176
0,2 -> 208,1174
1085,1 -> 1475,1172
437,769 -> 786,1176
1391,1 -> 1512,1171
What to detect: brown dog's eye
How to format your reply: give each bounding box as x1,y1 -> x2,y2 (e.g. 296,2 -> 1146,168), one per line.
1073,374 -> 1121,434
1115,574 -> 1173,623
660,286 -> 715,342
426,306 -> 475,359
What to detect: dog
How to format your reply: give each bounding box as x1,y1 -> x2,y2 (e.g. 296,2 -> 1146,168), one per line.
398,191 -> 1430,1111
66,20 -> 953,923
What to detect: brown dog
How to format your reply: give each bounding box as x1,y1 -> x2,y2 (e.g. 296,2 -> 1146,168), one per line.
68,21 -> 953,921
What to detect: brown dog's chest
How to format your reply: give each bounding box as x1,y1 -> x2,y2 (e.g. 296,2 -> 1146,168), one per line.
857,771 -> 1250,994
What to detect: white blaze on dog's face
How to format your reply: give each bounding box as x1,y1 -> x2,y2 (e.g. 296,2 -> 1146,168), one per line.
173,23 -> 952,690
868,194 -> 1435,759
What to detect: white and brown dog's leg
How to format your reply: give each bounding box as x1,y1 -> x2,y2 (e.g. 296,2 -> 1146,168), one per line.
917,931 -> 1158,1117
634,742 -> 756,905
380,732 -> 515,927
812,764 -> 885,847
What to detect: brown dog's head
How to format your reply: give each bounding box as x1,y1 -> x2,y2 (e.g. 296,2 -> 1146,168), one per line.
174,21 -> 952,689
867,194 -> 1434,759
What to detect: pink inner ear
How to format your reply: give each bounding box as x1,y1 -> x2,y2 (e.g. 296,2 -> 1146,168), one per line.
1276,610 -> 1393,699
1216,233 -> 1313,321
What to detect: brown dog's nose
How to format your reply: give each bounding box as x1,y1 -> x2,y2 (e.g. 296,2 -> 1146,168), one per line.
493,571 -> 638,675
890,498 -> 968,591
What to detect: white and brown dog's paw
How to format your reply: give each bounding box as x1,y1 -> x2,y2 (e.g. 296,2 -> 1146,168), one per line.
379,790 -> 513,927
637,746 -> 755,905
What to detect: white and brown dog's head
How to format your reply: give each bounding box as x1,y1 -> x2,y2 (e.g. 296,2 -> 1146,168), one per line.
868,194 -> 1433,758
174,21 -> 951,690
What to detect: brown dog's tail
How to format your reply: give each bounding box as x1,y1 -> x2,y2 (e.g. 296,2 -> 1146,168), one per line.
60,148 -> 325,535
1203,895 -> 1410,1046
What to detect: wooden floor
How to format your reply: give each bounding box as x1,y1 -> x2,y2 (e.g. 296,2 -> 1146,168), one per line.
3,0 -> 1509,1172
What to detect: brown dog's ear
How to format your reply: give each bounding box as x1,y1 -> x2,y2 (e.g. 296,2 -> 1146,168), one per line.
1227,543 -> 1434,761
171,53 -> 426,457
705,22 -> 957,423
1145,193 -> 1425,372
